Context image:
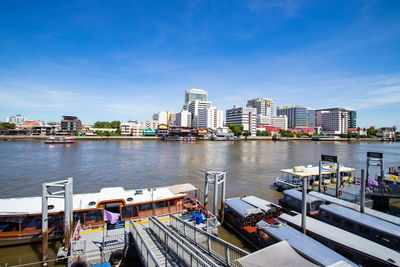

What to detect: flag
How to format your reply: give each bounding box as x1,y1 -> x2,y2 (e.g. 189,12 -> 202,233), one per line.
368,177 -> 379,186
104,210 -> 120,224
355,178 -> 361,185
390,174 -> 399,182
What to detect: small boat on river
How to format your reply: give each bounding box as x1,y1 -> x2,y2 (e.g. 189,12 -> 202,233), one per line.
45,136 -> 75,144
0,183 -> 200,246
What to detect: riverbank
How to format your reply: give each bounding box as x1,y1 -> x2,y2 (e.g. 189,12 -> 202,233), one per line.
0,135 -> 396,142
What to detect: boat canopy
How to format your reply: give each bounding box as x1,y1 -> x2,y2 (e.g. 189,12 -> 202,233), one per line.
241,196 -> 276,213
257,221 -> 357,266
279,213 -> 400,265
283,189 -> 325,205
236,240 -> 318,267
225,198 -> 263,218
280,165 -> 356,178
168,183 -> 196,194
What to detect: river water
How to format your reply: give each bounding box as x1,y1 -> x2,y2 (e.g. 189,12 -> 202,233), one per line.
1,140 -> 399,265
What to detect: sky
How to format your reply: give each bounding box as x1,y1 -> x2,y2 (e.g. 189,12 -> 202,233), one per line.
0,0 -> 399,127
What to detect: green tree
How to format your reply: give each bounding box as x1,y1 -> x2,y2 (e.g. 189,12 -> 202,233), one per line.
0,122 -> 16,129
93,121 -> 111,128
228,124 -> 243,136
110,120 -> 121,129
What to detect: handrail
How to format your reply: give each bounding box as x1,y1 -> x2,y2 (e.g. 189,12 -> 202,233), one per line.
129,219 -> 161,267
169,214 -> 249,266
148,216 -> 217,267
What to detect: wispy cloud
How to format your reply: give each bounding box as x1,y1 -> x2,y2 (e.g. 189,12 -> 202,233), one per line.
246,0 -> 303,17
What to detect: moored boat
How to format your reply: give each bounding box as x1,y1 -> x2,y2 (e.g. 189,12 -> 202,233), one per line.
45,136 -> 75,144
0,183 -> 199,246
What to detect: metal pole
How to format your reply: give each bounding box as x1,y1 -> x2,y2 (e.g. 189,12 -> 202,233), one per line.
366,158 -> 370,183
318,161 -> 322,192
380,158 -> 385,183
301,177 -> 307,234
42,183 -> 48,266
64,181 -> 72,251
336,163 -> 340,198
361,169 -> 366,213
204,174 -> 209,210
164,232 -> 168,267
213,173 -> 218,216
220,174 -> 226,223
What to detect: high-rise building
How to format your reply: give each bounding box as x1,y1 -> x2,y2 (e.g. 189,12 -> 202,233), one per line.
61,116 -> 82,134
226,106 -> 257,136
315,107 -> 355,134
198,107 -> 224,130
188,99 -> 212,127
277,106 -> 315,129
247,98 -> 275,116
167,110 -> 176,126
184,88 -> 208,105
153,112 -> 168,125
6,114 -> 29,124
176,110 -> 192,127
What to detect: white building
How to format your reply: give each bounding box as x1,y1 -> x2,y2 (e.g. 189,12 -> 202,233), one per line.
226,106 -> 257,136
183,88 -> 208,110
6,114 -> 29,124
247,98 -> 275,116
120,121 -> 159,136
175,110 -> 192,127
153,112 -> 168,125
188,99 -> 212,127
198,107 -> 224,130
256,114 -> 288,130
316,108 -> 349,135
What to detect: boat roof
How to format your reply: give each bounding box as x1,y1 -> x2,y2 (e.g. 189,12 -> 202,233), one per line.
225,198 -> 263,218
0,183 -> 192,215
283,189 -> 325,204
280,165 -> 356,177
236,240 -> 319,267
241,196 -> 277,213
319,204 -> 400,237
309,191 -> 400,226
279,213 -> 400,266
257,221 -> 356,266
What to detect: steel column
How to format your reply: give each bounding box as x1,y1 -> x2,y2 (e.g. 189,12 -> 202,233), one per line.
336,163 -> 340,198
220,176 -> 226,223
213,174 -> 218,216
301,177 -> 307,234
361,169 -> 366,213
318,161 -> 322,192
42,183 -> 48,265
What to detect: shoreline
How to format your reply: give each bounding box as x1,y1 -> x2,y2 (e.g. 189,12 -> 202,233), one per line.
0,135 -> 397,142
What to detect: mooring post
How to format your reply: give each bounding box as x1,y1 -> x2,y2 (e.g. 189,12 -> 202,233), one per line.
380,158 -> 385,183
366,157 -> 370,182
213,173 -> 218,216
318,161 -> 322,192
64,180 -> 72,251
335,163 -> 340,198
220,174 -> 226,223
361,169 -> 366,213
204,174 -> 209,210
301,177 -> 307,234
42,183 -> 48,266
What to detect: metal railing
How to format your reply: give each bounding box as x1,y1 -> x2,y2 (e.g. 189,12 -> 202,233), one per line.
148,216 -> 217,267
168,214 -> 249,266
129,219 -> 161,267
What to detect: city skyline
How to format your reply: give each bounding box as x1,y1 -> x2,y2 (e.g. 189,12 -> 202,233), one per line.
1,1 -> 399,128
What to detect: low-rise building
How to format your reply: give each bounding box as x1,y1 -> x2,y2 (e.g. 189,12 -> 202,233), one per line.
61,116 -> 82,135
120,121 -> 159,136
226,106 -> 257,136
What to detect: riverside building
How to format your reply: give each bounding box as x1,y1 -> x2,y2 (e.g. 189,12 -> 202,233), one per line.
315,108 -> 350,135
61,116 -> 82,134
198,107 -> 224,130
6,114 -> 29,124
277,106 -> 315,129
153,112 -> 168,125
226,106 -> 257,136
247,98 -> 275,116
188,99 -> 212,127
175,110 -> 192,127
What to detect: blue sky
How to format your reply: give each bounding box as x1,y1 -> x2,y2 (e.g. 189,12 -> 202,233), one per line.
0,0 -> 399,127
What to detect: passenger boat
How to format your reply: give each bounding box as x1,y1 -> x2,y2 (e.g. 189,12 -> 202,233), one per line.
223,196 -> 356,266
278,189 -> 325,217
0,183 -> 199,246
274,164 -> 356,191
280,212 -> 400,266
45,136 -> 75,144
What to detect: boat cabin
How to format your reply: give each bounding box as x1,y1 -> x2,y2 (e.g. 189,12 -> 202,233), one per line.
279,189 -> 325,216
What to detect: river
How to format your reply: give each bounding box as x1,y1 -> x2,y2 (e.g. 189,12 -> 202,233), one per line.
1,140 -> 399,265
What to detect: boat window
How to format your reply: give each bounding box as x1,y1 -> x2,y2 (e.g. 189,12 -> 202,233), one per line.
155,201 -> 168,209
358,225 -> 369,235
49,213 -> 63,229
376,233 -> 391,245
103,202 -> 122,214
48,205 -> 54,210
85,210 -> 103,223
139,203 -> 153,211
344,220 -> 354,229
332,215 -> 341,224
88,201 -> 96,206
169,199 -> 176,206
21,215 -> 41,230
122,205 -> 138,218
319,210 -> 329,219
73,211 -> 84,224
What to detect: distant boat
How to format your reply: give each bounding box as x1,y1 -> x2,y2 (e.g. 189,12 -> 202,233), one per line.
45,136 -> 75,144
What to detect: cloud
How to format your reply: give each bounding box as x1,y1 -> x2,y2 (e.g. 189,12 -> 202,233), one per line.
246,0 -> 303,17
